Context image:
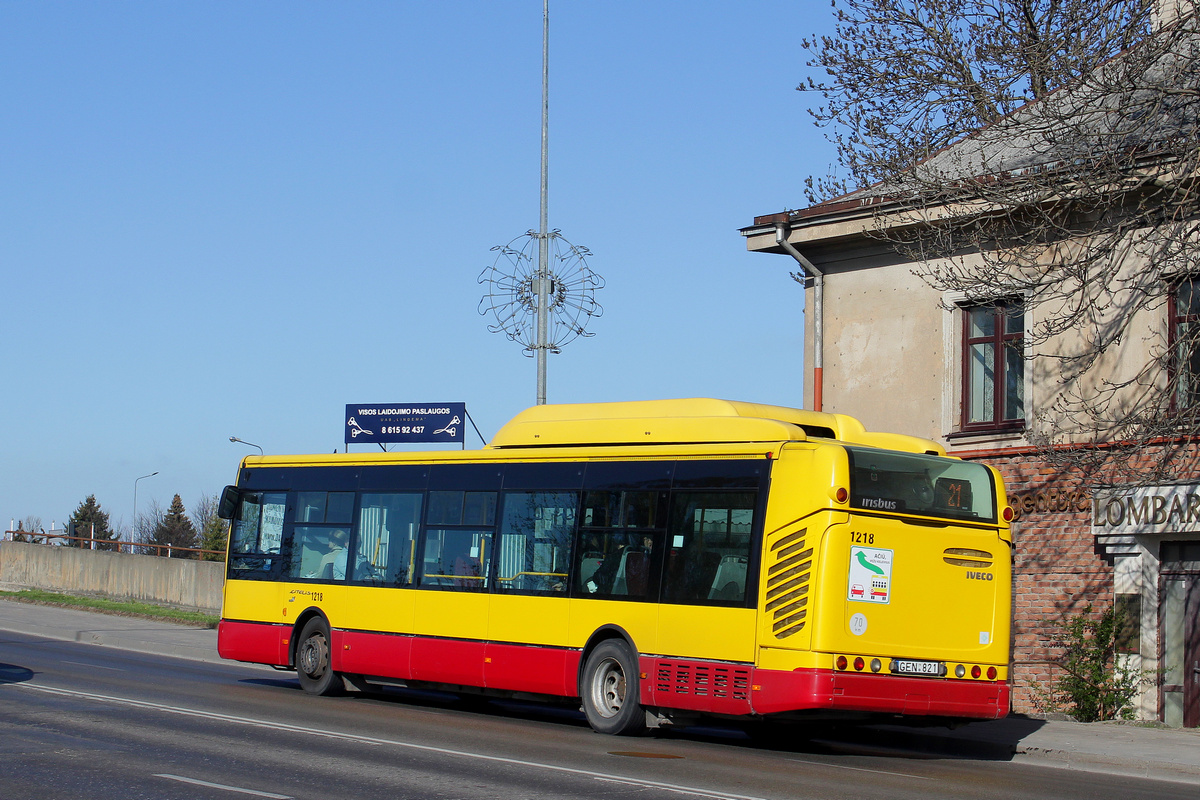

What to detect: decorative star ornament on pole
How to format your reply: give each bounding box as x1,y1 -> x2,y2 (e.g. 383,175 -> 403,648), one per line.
478,0 -> 603,405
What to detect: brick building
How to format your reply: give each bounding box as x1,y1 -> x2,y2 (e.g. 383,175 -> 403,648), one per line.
741,7 -> 1199,725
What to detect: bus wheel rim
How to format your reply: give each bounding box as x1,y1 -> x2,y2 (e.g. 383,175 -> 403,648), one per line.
300,632 -> 329,679
592,657 -> 626,718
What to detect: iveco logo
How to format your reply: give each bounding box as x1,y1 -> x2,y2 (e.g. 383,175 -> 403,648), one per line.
966,571 -> 994,581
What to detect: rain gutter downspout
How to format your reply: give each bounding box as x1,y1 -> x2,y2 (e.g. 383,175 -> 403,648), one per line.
776,223 -> 824,412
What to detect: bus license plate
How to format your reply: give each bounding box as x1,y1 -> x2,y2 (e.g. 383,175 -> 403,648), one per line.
891,659 -> 943,676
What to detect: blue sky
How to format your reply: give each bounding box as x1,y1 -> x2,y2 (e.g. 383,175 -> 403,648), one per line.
1,1 -> 836,535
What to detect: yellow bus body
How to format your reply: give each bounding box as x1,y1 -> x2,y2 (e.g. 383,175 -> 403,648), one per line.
218,399 -> 1012,729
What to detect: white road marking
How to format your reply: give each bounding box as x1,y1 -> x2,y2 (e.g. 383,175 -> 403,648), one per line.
61,660 -> 125,672
14,683 -> 767,800
788,757 -> 933,780
154,774 -> 293,798
594,775 -> 747,798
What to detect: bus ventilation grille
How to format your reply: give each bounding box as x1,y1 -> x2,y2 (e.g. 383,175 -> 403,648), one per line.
766,527 -> 812,639
655,662 -> 750,701
942,548 -> 994,568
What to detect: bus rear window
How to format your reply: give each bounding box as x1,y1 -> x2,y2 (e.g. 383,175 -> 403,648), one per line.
845,447 -> 996,523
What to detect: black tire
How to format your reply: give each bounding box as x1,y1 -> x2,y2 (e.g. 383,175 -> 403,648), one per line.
295,617 -> 344,696
580,639 -> 645,735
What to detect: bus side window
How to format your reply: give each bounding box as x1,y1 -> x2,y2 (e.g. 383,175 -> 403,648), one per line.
418,490 -> 498,592
662,491 -> 756,606
356,493 -> 423,586
419,528 -> 492,591
496,491 -> 577,594
575,530 -> 660,599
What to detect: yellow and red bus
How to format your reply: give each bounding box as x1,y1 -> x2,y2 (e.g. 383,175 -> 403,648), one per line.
216,399 -> 1012,734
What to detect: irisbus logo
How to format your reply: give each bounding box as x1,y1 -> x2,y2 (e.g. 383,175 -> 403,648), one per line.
857,496 -> 899,511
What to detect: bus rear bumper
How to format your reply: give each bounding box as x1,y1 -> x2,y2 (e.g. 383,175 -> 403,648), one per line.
752,667 -> 1009,719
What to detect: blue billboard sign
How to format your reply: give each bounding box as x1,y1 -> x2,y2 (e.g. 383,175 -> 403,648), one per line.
345,403 -> 467,445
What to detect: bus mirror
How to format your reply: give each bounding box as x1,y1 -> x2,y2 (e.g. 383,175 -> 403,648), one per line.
217,485 -> 240,520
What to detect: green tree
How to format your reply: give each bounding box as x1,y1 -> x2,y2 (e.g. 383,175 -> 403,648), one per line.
190,492 -> 229,561
1035,605 -> 1143,721
149,494 -> 198,558
69,495 -> 118,550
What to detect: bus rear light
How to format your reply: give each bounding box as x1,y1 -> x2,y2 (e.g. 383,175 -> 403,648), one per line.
853,657 -> 865,671
955,664 -> 966,678
870,658 -> 882,673
834,487 -> 848,503
1003,506 -> 1015,522
971,665 -> 982,679
987,667 -> 997,680
836,656 -> 848,670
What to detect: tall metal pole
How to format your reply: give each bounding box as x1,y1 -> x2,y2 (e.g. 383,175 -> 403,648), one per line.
536,0 -> 550,405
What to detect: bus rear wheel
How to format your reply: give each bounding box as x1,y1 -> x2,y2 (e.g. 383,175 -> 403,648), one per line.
295,617 -> 343,696
581,640 -> 645,735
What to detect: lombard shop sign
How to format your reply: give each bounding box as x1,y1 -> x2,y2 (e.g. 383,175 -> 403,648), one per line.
345,403 -> 466,445
1091,484 -> 1200,536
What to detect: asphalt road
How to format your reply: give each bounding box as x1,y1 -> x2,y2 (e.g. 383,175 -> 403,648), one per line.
0,630 -> 1193,800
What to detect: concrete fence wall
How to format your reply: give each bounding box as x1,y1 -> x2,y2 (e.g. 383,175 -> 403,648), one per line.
0,541 -> 223,614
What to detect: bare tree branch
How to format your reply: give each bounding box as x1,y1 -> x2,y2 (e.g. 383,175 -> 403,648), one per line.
806,2 -> 1200,487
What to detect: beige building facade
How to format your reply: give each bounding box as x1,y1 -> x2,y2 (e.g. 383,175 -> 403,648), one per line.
741,204 -> 1200,726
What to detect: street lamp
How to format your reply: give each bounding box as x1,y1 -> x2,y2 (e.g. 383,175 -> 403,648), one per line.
133,471 -> 158,544
229,436 -> 264,455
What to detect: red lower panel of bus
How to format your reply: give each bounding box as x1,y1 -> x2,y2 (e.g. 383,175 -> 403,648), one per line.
220,621 -> 581,697
751,667 -> 1009,719
217,619 -> 290,667
218,620 -> 1006,719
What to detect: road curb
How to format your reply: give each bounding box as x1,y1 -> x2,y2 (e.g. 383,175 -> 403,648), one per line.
1011,744 -> 1200,785
66,628 -> 225,664
845,722 -> 1200,786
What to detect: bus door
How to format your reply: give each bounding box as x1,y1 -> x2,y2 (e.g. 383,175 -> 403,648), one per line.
410,489 -> 497,686
487,490 -> 578,696
653,490 -> 760,715
220,490 -> 290,666
657,490 -> 759,663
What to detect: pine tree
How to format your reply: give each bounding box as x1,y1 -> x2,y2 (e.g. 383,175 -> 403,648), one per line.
199,515 -> 229,561
149,494 -> 199,558
69,495 -> 117,550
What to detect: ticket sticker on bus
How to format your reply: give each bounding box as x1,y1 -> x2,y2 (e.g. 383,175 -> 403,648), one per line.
848,545 -> 892,604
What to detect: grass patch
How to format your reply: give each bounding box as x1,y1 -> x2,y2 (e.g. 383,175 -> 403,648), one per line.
0,589 -> 218,628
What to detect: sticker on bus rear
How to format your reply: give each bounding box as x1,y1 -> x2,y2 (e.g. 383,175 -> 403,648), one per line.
848,546 -> 892,604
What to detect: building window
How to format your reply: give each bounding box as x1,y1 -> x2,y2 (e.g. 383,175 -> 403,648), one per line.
1171,279 -> 1200,410
962,300 -> 1024,431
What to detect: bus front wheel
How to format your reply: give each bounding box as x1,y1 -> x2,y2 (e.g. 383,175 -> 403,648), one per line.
581,640 -> 645,735
295,617 -> 343,696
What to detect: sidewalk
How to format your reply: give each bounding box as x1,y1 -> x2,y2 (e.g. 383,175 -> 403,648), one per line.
855,715 -> 1200,785
0,595 -> 223,664
1,597 -> 1198,784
